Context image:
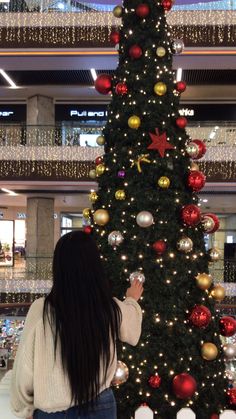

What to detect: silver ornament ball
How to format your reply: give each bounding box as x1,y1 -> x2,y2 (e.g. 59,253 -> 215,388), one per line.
108,231 -> 124,247
186,142 -> 199,159
136,211 -> 154,228
226,370 -> 235,382
202,216 -> 215,233
111,361 -> 129,386
177,237 -> 193,253
172,39 -> 185,54
129,271 -> 145,284
223,344 -> 236,361
209,247 -> 221,262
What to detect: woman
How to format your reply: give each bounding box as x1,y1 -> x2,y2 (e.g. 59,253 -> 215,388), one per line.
10,231 -> 143,419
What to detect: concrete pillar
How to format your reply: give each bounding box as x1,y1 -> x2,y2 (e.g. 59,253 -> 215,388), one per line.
26,95 -> 55,145
26,197 -> 54,280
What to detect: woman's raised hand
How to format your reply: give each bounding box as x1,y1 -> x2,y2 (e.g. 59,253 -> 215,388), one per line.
126,279 -> 144,301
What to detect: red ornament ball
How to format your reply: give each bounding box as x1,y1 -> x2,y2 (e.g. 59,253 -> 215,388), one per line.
172,373 -> 197,399
115,82 -> 128,96
129,45 -> 143,59
181,204 -> 201,226
95,74 -> 112,95
189,305 -> 212,329
187,170 -> 206,191
153,240 -> 167,255
136,3 -> 150,17
95,156 -> 103,166
192,139 -> 207,159
176,81 -> 186,93
83,226 -> 92,234
210,415 -> 219,419
110,31 -> 120,45
202,213 -> 220,233
176,116 -> 187,129
228,388 -> 236,405
148,374 -> 161,388
219,316 -> 236,337
162,0 -> 172,11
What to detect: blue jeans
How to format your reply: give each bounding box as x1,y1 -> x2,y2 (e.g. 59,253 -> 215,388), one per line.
33,388 -> 116,419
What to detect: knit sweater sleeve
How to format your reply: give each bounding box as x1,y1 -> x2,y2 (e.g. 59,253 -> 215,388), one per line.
114,297 -> 142,346
10,298 -> 44,418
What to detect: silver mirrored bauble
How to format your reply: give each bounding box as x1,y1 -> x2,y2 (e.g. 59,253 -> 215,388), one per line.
177,237 -> 193,253
108,231 -> 124,247
225,370 -> 235,382
202,216 -> 215,233
223,344 -> 236,360
129,271 -> 145,284
172,39 -> 185,54
111,361 -> 129,386
186,142 -> 199,159
209,247 -> 221,262
136,211 -> 154,228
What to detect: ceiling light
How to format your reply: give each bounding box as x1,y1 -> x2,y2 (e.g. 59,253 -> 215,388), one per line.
90,69 -> 97,81
176,68 -> 182,82
0,69 -> 17,88
1,188 -> 18,196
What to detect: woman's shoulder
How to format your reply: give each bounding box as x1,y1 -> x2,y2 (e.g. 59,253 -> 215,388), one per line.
26,297 -> 45,321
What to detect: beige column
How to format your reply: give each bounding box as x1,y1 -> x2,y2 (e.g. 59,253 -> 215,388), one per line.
26,95 -> 55,145
26,197 -> 54,280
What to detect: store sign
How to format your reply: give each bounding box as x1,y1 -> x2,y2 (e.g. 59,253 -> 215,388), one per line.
17,212 -> 26,219
0,105 -> 26,122
179,108 -> 195,117
56,105 -> 108,121
0,111 -> 14,117
70,110 -> 108,118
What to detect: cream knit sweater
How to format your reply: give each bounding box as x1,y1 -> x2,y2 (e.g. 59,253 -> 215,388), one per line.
10,296 -> 142,418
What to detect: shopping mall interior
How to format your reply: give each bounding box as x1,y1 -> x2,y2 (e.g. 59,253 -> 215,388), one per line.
0,0 -> 235,418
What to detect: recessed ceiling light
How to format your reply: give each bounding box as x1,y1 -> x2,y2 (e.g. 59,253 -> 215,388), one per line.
90,69 -> 97,81
1,188 -> 18,196
0,69 -> 17,88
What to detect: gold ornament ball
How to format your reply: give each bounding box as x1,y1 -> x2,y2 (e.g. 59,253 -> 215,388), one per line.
211,284 -> 226,302
89,169 -> 96,179
196,273 -> 212,290
156,46 -> 166,57
96,164 -> 106,176
111,361 -> 129,386
83,208 -> 91,219
209,247 -> 221,262
128,115 -> 141,129
158,176 -> 170,189
201,342 -> 218,361
115,190 -> 126,200
154,82 -> 167,96
190,162 -> 199,171
96,135 -> 105,146
113,5 -> 123,18
89,192 -> 98,203
93,209 -> 109,226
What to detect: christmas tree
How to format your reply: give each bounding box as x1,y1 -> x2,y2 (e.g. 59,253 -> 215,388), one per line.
84,0 -> 236,417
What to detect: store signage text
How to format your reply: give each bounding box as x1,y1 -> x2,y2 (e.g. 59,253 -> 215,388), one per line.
70,110 -> 108,118
179,108 -> 195,117
0,111 -> 14,117
17,212 -> 26,219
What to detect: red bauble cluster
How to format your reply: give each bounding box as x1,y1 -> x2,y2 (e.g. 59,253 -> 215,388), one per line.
176,81 -> 186,93
115,82 -> 128,96
162,0 -> 172,11
153,240 -> 167,254
181,204 -> 201,226
83,226 -> 92,234
210,415 -> 219,419
136,3 -> 150,18
189,305 -> 212,329
172,373 -> 197,399
95,156 -> 103,165
202,213 -> 220,234
187,170 -> 206,192
148,374 -> 161,388
228,388 -> 236,405
219,316 -> 236,337
95,74 -> 112,95
129,44 -> 143,59
176,116 -> 187,129
110,31 -> 120,45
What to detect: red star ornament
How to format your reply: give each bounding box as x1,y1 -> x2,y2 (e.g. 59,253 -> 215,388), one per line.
148,128 -> 174,158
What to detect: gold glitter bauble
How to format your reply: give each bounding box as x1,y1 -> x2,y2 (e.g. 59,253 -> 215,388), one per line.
89,169 -> 96,179
156,47 -> 166,57
96,135 -> 105,146
209,247 -> 221,262
96,164 -> 106,176
158,176 -> 170,189
128,115 -> 141,129
196,273 -> 212,290
211,284 -> 226,302
201,343 -> 218,361
154,82 -> 167,96
83,208 -> 90,219
89,192 -> 98,203
115,190 -> 126,200
113,5 -> 123,18
93,209 -> 109,226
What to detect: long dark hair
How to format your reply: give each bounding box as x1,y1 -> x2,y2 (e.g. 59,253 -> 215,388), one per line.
43,231 -> 121,407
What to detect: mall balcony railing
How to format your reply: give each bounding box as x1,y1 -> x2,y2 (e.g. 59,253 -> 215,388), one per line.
0,124 -> 236,181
